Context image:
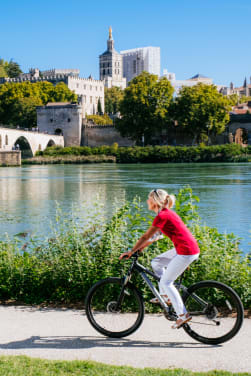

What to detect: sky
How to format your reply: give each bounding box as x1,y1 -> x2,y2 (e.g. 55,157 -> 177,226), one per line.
1,0 -> 251,87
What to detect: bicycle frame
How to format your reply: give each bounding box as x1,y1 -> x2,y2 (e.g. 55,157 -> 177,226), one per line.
121,253 -> 188,315
121,252 -> 209,317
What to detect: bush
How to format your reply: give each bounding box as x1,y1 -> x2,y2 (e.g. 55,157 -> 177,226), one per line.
86,114 -> 112,125
37,144 -> 251,163
0,187 -> 250,309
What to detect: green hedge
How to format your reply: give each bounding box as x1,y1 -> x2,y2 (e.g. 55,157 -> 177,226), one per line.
0,187 -> 250,309
36,144 -> 251,163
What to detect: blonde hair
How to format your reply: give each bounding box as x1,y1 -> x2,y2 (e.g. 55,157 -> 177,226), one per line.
149,189 -> 175,209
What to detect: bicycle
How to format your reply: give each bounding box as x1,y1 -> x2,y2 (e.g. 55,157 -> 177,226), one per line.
85,251 -> 244,345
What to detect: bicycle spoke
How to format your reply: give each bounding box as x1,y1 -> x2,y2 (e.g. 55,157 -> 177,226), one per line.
86,278 -> 144,337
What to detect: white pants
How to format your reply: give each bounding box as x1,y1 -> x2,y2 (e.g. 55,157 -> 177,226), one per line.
151,248 -> 199,316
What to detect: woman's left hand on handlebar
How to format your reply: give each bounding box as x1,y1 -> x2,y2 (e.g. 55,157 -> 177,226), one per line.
119,251 -> 132,260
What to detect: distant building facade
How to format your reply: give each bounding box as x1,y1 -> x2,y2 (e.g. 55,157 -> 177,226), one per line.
0,69 -> 104,116
162,70 -> 213,94
121,47 -> 160,84
99,27 -> 126,89
218,77 -> 251,98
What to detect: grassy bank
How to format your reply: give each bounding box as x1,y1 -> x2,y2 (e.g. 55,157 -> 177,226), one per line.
22,155 -> 116,165
0,356 -> 249,376
35,144 -> 251,163
0,187 -> 250,309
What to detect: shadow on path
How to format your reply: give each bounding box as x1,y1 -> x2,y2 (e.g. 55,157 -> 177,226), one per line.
0,336 -> 220,350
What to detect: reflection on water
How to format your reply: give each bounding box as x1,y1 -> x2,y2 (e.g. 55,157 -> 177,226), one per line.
0,163 -> 250,253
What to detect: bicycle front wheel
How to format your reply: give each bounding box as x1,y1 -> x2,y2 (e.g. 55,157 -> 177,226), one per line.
85,277 -> 144,338
182,280 -> 244,345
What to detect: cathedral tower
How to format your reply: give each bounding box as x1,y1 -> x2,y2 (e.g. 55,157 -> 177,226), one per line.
99,27 -> 126,89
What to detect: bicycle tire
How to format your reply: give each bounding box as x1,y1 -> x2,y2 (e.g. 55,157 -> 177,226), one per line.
182,280 -> 244,345
85,277 -> 144,338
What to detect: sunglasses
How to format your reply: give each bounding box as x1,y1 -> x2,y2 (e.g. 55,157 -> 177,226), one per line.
154,189 -> 160,198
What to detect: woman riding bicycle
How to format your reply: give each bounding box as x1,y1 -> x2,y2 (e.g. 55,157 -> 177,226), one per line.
119,189 -> 200,329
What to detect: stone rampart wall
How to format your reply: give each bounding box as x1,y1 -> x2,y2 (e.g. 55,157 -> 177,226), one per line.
81,125 -> 134,147
0,151 -> 21,166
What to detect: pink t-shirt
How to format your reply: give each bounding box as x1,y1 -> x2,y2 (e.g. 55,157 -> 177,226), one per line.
152,208 -> 200,255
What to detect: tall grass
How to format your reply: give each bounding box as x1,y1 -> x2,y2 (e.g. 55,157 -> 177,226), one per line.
0,187 -> 250,308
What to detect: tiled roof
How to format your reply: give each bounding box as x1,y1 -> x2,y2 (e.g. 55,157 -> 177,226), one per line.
46,102 -> 71,106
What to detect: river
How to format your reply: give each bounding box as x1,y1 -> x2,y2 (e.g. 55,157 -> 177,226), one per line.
0,163 -> 250,254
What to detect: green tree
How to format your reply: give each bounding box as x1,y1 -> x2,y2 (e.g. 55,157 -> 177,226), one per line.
6,60 -> 22,78
12,97 -> 43,128
0,81 -> 77,128
105,86 -> 124,114
238,95 -> 251,104
174,83 -> 231,144
0,59 -> 9,78
227,93 -> 239,106
116,72 -> 174,144
86,113 -> 112,125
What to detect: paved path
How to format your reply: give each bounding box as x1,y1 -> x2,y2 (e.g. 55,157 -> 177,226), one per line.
0,306 -> 250,373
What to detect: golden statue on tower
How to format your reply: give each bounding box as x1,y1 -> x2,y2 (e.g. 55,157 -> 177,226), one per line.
109,26 -> 112,39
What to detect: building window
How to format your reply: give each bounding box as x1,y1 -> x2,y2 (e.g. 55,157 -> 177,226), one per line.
76,83 -> 79,88
133,60 -> 136,74
50,118 -> 53,123
38,144 -> 42,151
96,86 -> 98,91
68,118 -> 71,122
90,85 -> 92,90
5,135 -> 8,145
100,86 -> 102,91
0,135 -> 2,148
118,69 -> 120,74
103,69 -> 105,75
84,84 -> 86,89
90,96 -> 92,104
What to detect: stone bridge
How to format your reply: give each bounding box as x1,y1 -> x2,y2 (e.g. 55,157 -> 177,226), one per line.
0,127 -> 64,157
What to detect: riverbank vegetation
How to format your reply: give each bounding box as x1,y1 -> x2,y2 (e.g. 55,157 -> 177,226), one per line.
0,187 -> 250,309
0,356 -> 249,376
34,144 -> 251,164
22,154 -> 116,165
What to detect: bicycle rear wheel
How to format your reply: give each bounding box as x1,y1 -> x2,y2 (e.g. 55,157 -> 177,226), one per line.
182,280 -> 244,344
85,277 -> 144,338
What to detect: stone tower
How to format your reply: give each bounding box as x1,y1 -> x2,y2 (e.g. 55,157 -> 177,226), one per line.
99,27 -> 126,89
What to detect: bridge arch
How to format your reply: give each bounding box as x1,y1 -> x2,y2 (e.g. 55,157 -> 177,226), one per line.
14,136 -> 33,158
46,139 -> 56,148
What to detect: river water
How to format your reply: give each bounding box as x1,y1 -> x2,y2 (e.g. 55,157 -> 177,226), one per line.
0,163 -> 250,254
